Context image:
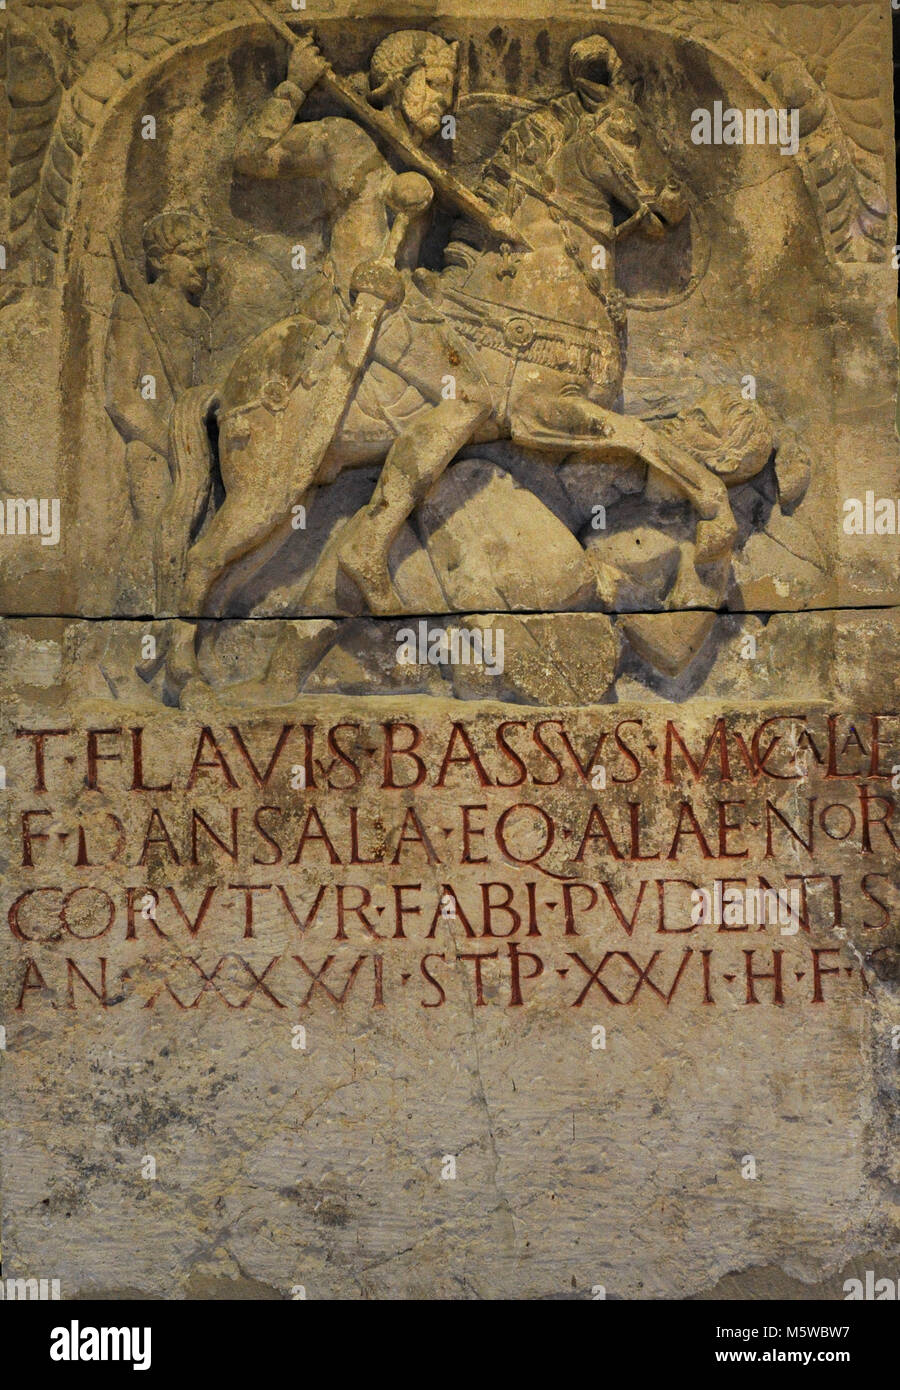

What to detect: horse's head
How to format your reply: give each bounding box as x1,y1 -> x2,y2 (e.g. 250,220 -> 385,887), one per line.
600,102 -> 692,230
573,97 -> 690,235
564,36 -> 690,235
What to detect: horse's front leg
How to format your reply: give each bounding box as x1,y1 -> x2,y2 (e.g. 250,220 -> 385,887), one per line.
511,381 -> 736,563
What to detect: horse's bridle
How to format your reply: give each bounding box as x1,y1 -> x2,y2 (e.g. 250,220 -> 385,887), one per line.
504,103 -> 710,312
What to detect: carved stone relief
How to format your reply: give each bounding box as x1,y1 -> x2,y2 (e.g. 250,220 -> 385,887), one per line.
1,1 -> 898,1306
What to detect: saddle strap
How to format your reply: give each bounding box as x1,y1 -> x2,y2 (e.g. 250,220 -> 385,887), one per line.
432,283 -> 624,387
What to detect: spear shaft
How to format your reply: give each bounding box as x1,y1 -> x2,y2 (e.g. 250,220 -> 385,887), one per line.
243,0 -> 531,250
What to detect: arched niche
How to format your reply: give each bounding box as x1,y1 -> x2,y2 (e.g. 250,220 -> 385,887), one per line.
26,6 -> 886,611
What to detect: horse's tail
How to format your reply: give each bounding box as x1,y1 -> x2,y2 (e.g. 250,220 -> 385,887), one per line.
155,386 -> 217,613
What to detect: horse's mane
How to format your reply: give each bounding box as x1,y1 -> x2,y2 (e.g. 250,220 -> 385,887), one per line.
475,95 -> 581,219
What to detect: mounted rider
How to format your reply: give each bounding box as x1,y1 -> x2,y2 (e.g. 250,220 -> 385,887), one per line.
429,35 -> 690,411
178,28 -> 735,623
178,29 -> 493,616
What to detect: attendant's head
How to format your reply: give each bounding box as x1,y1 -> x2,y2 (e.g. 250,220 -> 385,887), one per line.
143,211 -> 209,300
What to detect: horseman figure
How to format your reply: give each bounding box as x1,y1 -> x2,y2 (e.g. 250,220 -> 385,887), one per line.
176,29 -> 736,628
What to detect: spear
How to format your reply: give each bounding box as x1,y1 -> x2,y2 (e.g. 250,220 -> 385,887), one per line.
243,0 -> 531,250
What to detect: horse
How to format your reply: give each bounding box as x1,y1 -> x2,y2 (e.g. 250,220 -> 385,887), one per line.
174,68 -> 735,621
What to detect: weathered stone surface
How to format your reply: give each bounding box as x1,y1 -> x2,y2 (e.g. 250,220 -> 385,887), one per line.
619,611 -> 716,678
1,610 -> 899,1300
1,0 -> 899,1306
418,461 -> 595,613
586,526 -> 681,611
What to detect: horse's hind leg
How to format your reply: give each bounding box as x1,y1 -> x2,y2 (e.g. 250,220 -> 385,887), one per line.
162,500 -> 256,697
180,487 -> 290,616
336,397 -> 492,614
